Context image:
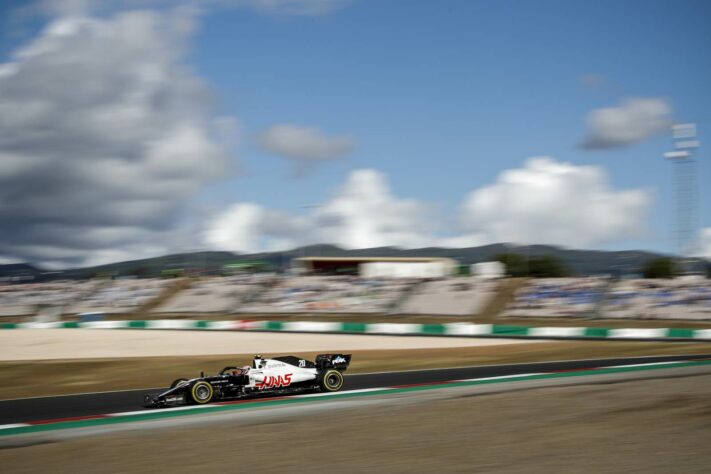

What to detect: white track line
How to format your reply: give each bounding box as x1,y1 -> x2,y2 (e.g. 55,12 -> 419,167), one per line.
604,361 -> 682,369
457,373 -> 546,382
0,423 -> 29,430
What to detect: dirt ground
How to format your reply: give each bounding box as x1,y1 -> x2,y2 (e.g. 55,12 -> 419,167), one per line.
1,340 -> 709,399
0,329 -> 541,361
2,372 -> 710,473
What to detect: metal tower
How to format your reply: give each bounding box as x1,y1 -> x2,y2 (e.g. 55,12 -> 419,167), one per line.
664,123 -> 700,257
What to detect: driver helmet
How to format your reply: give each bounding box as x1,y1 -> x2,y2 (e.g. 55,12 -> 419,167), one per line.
253,354 -> 263,369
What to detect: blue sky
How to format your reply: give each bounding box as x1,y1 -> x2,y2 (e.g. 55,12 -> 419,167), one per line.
0,0 -> 710,265
196,0 -> 710,247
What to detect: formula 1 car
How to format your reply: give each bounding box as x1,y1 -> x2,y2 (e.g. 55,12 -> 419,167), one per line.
144,354 -> 351,408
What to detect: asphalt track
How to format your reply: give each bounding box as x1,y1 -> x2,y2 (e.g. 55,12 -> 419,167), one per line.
2,353 -> 710,425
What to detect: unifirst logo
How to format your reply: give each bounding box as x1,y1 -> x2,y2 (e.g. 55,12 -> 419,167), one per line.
255,374 -> 293,390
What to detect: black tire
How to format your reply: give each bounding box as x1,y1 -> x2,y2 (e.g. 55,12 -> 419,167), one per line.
170,378 -> 188,389
318,369 -> 344,392
190,381 -> 214,404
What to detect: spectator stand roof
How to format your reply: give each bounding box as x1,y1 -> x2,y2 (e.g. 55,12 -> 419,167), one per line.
293,256 -> 458,275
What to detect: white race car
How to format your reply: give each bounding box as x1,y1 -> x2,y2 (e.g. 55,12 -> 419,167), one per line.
144,354 -> 352,407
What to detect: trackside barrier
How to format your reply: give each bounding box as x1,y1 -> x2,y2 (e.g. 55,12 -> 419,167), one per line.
1,320 -> 710,341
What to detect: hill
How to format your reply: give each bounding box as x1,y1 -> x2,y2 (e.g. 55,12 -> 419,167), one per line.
1,243 -> 703,280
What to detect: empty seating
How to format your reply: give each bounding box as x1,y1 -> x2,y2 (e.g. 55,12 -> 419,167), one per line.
154,275 -> 270,313
67,278 -> 171,314
6,274 -> 707,320
238,276 -> 415,313
503,278 -> 606,318
602,278 -> 711,321
0,280 -> 100,317
396,277 -> 498,315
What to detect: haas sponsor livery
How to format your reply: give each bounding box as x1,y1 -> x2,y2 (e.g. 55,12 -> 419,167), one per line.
144,354 -> 352,408
255,373 -> 293,389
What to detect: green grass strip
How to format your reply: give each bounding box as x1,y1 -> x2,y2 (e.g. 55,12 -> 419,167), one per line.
583,327 -> 609,338
491,325 -> 529,336
341,322 -> 367,333
666,328 -> 695,338
421,324 -> 446,335
264,321 -> 283,331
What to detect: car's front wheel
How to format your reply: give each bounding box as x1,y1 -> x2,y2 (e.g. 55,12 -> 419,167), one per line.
318,369 -> 344,392
190,381 -> 214,404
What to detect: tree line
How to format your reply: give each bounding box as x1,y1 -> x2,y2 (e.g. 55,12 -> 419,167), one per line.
492,253 -> 705,279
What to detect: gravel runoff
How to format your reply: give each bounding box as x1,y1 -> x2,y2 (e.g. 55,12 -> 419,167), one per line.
0,329 -> 542,361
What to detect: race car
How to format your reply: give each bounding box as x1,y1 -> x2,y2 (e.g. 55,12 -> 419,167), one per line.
144,353 -> 351,408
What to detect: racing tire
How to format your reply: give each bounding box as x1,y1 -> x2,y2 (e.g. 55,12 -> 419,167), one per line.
190,381 -> 214,404
170,378 -> 188,389
318,369 -> 344,392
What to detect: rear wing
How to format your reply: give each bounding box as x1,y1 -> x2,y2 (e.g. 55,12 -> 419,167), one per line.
315,354 -> 352,371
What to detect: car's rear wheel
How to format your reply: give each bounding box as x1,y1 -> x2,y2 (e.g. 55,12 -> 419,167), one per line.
190,381 -> 214,404
319,369 -> 344,392
170,378 -> 188,389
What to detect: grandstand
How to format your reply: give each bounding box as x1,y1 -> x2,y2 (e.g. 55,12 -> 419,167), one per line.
154,275 -> 273,313
237,275 -> 416,313
67,278 -> 172,314
2,270 -> 709,321
0,280 -> 101,317
395,277 -> 499,316
601,277 -> 711,321
502,277 -> 607,318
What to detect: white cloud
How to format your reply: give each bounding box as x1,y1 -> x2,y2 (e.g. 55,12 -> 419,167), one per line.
459,157 -> 650,247
202,204 -> 261,253
313,169 -> 435,248
258,125 -> 354,160
696,228 -> 711,259
205,169 -> 436,252
257,124 -> 354,174
0,10 -> 235,267
205,161 -> 651,253
204,203 -> 307,253
580,97 -> 672,149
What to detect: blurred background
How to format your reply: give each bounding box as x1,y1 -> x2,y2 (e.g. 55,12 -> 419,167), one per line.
1,1 -> 710,472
